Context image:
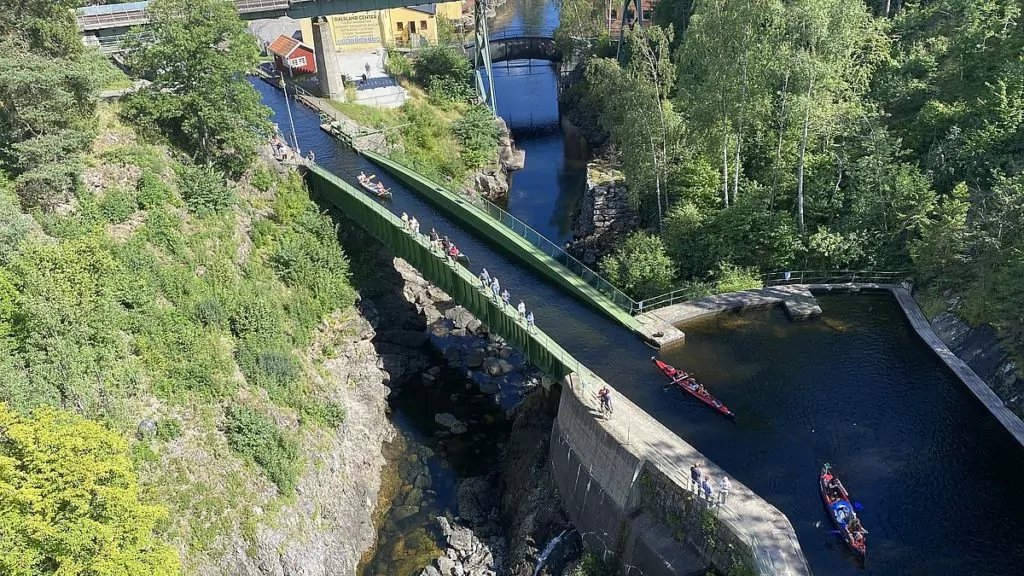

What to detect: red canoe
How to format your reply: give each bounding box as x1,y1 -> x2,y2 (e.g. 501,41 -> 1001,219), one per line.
820,463 -> 867,560
652,358 -> 735,418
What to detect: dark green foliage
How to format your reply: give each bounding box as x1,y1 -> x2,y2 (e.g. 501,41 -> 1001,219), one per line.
566,551 -> 612,576
137,172 -> 174,209
100,187 -> 140,223
123,0 -> 271,175
156,418 -> 183,441
175,163 -> 235,215
194,297 -> 228,328
600,232 -> 676,300
299,400 -> 346,428
223,405 -> 300,495
451,106 -> 500,169
413,45 -> 474,103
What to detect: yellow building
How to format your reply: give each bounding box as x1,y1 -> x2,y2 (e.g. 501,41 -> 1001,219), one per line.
299,2 -> 464,52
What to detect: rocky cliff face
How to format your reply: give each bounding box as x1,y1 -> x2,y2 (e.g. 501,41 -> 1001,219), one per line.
928,296 -> 1024,418
192,309 -> 395,576
566,157 -> 639,267
472,116 -> 525,203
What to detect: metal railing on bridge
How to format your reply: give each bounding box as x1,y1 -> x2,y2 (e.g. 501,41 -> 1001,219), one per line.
371,148 -> 914,318
634,270 -> 910,312
381,154 -> 638,313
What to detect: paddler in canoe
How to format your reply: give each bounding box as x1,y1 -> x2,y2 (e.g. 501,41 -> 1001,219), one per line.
357,172 -> 392,199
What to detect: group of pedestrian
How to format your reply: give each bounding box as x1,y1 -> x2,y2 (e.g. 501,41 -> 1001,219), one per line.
477,268 -> 536,332
400,212 -> 421,235
690,462 -> 732,506
427,228 -> 466,266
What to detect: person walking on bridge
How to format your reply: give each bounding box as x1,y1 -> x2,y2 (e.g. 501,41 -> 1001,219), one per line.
410,217 -> 420,235
719,476 -> 732,506
526,310 -> 535,333
690,463 -> 703,492
490,277 -> 501,303
701,476 -> 714,502
501,289 -> 510,310
516,300 -> 526,322
401,212 -> 409,230
479,268 -> 491,292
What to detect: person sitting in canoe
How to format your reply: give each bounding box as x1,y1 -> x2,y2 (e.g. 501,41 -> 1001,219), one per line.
696,384 -> 708,396
376,181 -> 385,193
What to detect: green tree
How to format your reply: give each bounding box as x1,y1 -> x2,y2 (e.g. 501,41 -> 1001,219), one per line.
123,0 -> 270,175
412,45 -> 474,103
0,1 -> 114,207
0,404 -> 180,576
600,231 -> 676,299
910,182 -> 970,284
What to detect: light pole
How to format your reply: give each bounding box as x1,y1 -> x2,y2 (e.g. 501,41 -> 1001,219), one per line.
278,71 -> 300,156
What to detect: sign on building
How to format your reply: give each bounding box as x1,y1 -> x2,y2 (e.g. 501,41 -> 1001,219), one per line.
331,11 -> 382,52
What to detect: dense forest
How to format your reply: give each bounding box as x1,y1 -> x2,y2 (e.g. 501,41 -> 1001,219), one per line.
1,1 -> 360,573
558,0 -> 1022,357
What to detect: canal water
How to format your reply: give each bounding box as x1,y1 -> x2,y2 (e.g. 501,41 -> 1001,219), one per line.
252,4 -> 1024,570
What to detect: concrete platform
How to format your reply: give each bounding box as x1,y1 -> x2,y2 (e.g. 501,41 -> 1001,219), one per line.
636,285 -> 823,346
554,372 -> 811,575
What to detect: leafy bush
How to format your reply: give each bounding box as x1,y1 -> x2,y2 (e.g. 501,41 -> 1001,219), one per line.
566,551 -> 611,576
299,400 -> 347,428
385,49 -> 413,79
451,105 -> 499,169
156,417 -> 182,440
99,186 -> 140,223
223,405 -> 300,495
194,296 -> 228,328
712,263 -> 762,293
0,404 -> 180,576
229,290 -> 284,339
414,45 -> 473,102
175,163 -> 235,216
137,171 -> 174,209
0,178 -> 29,265
250,165 -> 274,193
600,231 -> 676,300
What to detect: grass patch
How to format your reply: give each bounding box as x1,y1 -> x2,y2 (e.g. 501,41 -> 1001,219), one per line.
223,405 -> 300,495
327,99 -> 402,129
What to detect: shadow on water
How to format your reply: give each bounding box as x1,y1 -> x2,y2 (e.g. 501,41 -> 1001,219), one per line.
253,77 -> 1024,575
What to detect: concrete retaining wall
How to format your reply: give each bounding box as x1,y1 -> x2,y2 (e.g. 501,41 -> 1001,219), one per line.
551,374 -> 810,576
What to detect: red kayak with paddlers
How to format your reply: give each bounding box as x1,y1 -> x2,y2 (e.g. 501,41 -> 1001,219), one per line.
651,358 -> 735,418
820,463 -> 867,560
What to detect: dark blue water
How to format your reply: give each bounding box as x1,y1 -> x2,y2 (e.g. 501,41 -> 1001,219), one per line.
487,60 -> 587,244
255,67 -> 1024,576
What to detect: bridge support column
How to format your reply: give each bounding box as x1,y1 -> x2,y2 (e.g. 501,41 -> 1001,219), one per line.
312,17 -> 344,101
473,0 -> 497,114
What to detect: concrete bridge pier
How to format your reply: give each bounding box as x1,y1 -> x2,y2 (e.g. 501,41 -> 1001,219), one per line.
312,17 -> 345,101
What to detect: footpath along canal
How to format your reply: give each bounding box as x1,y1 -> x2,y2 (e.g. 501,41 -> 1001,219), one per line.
254,70 -> 1024,574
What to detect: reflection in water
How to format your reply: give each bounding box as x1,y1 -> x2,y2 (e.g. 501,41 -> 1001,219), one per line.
485,60 -> 588,243
668,294 -> 1024,576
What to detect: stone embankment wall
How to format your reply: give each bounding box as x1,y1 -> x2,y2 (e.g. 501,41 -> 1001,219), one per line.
567,158 -> 638,267
928,299 -> 1024,421
550,374 -> 811,576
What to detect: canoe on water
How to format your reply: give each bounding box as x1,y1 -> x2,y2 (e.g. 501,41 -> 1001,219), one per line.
820,463 -> 867,560
651,358 -> 735,418
358,177 -> 392,200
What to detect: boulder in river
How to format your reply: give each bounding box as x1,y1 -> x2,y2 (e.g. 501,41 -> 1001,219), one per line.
435,413 -> 468,435
482,357 -> 502,377
477,379 -> 500,395
444,346 -> 460,362
445,306 -> 475,330
466,349 -> 485,368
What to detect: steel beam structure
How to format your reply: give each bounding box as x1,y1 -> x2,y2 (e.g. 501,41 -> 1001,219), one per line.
471,0 -> 497,114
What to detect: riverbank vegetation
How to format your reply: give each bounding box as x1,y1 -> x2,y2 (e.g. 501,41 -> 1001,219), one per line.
330,45 -> 500,187
559,0 -> 1023,359
1,0 -> 362,571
